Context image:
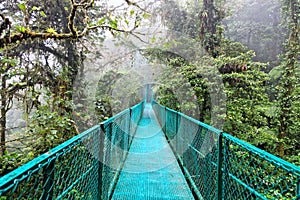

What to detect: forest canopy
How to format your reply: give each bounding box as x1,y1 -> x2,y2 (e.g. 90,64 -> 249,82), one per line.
0,0 -> 299,176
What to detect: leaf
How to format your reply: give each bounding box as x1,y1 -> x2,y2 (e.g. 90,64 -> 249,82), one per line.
134,20 -> 140,27
151,37 -> 156,43
130,10 -> 135,16
125,20 -> 129,25
110,20 -> 118,29
40,11 -> 46,17
46,28 -> 57,34
97,18 -> 106,26
27,152 -> 34,159
162,42 -> 171,48
18,3 -> 26,11
31,6 -> 38,11
15,25 -> 26,33
1,58 -> 16,66
143,13 -> 151,19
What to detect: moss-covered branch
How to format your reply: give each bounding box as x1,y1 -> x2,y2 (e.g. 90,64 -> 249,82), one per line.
0,0 -> 143,48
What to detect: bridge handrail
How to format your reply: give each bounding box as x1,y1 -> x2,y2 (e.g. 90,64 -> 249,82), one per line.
223,133 -> 300,173
0,101 -> 144,200
0,125 -> 99,189
165,107 -> 222,134
152,101 -> 300,200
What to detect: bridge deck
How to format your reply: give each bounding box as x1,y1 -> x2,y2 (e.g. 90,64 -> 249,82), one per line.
112,103 -> 194,200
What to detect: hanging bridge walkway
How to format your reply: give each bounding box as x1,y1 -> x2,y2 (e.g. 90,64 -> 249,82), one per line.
0,101 -> 300,199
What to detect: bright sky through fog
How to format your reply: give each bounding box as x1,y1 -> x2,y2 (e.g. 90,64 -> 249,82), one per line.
107,0 -> 127,7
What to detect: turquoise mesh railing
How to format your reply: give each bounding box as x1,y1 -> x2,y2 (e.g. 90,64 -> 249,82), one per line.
101,102 -> 143,199
0,102 -> 144,200
152,101 -> 300,200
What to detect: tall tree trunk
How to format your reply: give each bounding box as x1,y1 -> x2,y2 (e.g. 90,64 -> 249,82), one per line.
199,0 -> 224,58
277,0 -> 299,158
0,73 -> 7,155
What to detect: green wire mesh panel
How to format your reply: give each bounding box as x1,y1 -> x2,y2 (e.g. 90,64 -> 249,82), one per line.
222,133 -> 300,200
0,126 -> 102,200
152,101 -> 300,200
101,109 -> 130,200
0,102 -> 144,200
153,102 -> 221,199
178,115 -> 220,200
101,102 -> 144,200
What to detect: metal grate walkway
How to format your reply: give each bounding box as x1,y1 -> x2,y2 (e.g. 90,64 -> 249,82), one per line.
1,101 -> 299,199
112,103 -> 194,200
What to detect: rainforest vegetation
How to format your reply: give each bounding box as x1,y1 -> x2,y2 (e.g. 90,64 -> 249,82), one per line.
0,0 -> 299,176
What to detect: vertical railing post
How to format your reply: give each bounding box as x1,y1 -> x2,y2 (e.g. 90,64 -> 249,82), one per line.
164,106 -> 167,134
217,132 -> 223,200
297,179 -> 300,199
98,124 -> 105,200
42,158 -> 55,200
175,111 -> 179,136
128,108 -> 132,148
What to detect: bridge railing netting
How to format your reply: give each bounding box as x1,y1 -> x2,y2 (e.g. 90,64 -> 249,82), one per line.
152,101 -> 300,200
0,102 -> 144,200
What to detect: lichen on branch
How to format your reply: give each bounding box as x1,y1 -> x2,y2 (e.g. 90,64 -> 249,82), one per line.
0,0 -> 144,48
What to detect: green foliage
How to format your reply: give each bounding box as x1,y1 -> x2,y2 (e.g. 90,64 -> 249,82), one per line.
67,189 -> 85,200
273,0 -> 300,159
149,45 -> 286,160
18,3 -> 26,11
46,28 -> 57,34
144,49 -> 203,119
95,69 -> 142,122
198,1 -> 225,57
22,88 -> 77,156
215,52 -> 272,146
109,19 -> 118,30
0,0 -> 149,178
143,48 -> 186,66
0,0 -> 298,181
95,70 -> 123,121
219,39 -> 248,57
274,62 -> 300,160
159,0 -> 199,38
0,57 -> 18,67
154,63 -> 199,118
159,0 -> 225,57
145,0 -> 300,166
15,25 -> 27,33
0,150 -> 34,176
95,96 -> 113,122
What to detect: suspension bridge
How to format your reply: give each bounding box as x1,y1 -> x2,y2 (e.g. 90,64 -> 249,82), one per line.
0,97 -> 299,199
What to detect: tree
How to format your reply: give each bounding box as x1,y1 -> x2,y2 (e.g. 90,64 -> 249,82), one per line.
0,0 -> 147,174
199,0 -> 225,57
142,0 -> 300,165
95,70 -> 124,121
159,0 -> 198,38
158,0 -> 225,57
276,0 -> 299,158
223,0 -> 284,70
0,0 -> 143,48
216,52 -> 271,144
